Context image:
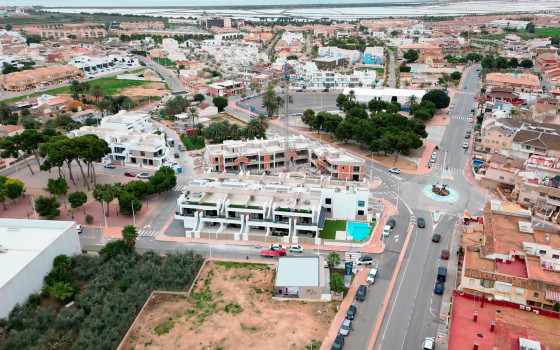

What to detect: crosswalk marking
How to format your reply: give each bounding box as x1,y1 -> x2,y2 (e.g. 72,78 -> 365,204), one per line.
434,165 -> 463,173
450,116 -> 474,121
173,184 -> 187,192
137,230 -> 161,238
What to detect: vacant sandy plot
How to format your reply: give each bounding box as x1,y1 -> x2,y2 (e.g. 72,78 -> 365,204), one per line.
122,261 -> 339,350
373,154 -> 417,171
122,82 -> 167,97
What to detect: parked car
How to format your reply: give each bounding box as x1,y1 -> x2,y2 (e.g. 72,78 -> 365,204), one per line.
464,134 -> 470,139
432,234 -> 441,243
434,281 -> 445,295
463,142 -> 469,149
124,172 -> 136,177
464,85 -> 468,89
174,153 -> 180,158
104,163 -> 116,169
389,168 -> 401,174
339,319 -> 352,336
331,335 -> 345,350
437,267 -> 447,282
357,255 -> 373,266
468,116 -> 474,123
76,224 -> 83,234
387,218 -> 396,229
136,173 -> 151,179
355,285 -> 367,301
441,249 -> 450,260
382,225 -> 391,237
417,218 -> 425,228
269,244 -> 285,251
466,129 -> 472,134
366,267 -> 378,284
346,305 -> 357,320
289,245 -> 303,253
422,337 -> 435,350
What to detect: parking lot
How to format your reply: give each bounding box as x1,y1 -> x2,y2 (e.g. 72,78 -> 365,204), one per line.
239,90 -> 342,114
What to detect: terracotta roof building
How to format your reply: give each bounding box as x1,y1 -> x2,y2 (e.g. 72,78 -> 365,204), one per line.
486,72 -> 541,94
1,65 -> 82,92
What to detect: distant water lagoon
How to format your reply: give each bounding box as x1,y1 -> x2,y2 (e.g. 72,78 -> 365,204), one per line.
21,0 -> 560,19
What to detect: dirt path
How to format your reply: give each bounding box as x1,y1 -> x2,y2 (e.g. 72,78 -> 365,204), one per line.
122,261 -> 339,350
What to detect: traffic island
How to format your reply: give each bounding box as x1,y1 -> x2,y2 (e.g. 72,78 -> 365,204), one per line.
423,184 -> 459,202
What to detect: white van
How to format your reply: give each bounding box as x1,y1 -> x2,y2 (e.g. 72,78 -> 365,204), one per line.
366,268 -> 378,284
382,225 -> 391,237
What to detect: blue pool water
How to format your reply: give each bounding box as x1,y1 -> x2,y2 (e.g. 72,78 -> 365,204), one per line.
473,160 -> 483,167
347,222 -> 372,241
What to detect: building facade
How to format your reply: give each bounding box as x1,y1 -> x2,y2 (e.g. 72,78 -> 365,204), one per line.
1,65 -> 82,92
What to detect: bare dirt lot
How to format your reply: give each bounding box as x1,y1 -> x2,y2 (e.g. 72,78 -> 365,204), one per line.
122,82 -> 167,97
122,261 -> 339,350
372,154 -> 417,171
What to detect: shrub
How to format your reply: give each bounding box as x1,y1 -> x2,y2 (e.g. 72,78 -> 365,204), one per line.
44,268 -> 72,286
99,239 -> 130,259
53,254 -> 71,270
70,106 -> 78,113
85,214 -> 94,224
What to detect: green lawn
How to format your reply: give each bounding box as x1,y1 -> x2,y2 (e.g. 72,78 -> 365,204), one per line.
152,57 -> 175,67
319,220 -> 347,240
356,66 -> 384,74
1,74 -> 168,105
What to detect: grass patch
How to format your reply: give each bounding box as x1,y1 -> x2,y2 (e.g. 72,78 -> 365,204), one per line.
319,220 -> 346,240
180,134 -> 205,151
154,319 -> 175,335
214,261 -> 270,270
355,66 -> 385,74
224,302 -> 244,315
152,57 -> 175,67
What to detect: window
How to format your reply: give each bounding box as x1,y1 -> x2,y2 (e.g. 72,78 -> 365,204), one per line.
131,157 -> 136,163
533,292 -> 540,298
142,159 -> 147,164
499,176 -> 504,180
325,198 -> 332,204
539,250 -> 547,255
326,208 -> 332,213
481,279 -> 494,288
149,160 -> 153,165
516,288 -> 524,296
140,151 -> 145,156
553,254 -> 559,260
358,201 -> 365,207
358,210 -> 364,215
540,192 -> 546,197
524,198 -> 531,202
353,166 -> 360,172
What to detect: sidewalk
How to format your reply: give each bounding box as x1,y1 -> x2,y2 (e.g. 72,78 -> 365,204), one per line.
462,158 -> 500,201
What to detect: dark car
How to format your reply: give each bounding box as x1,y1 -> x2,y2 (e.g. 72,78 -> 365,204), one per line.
346,305 -> 357,320
441,249 -> 450,260
331,335 -> 345,350
124,172 -> 136,177
387,218 -> 396,229
174,153 -> 180,158
417,218 -> 425,228
434,281 -> 444,295
464,134 -> 470,139
355,285 -> 367,301
432,234 -> 441,243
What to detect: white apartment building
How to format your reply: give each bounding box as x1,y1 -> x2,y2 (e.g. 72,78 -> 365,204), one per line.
175,173 -> 373,242
318,46 -> 362,63
342,87 -> 426,105
309,69 -> 377,89
199,41 -> 263,71
281,32 -> 304,45
100,110 -> 155,133
68,55 -> 140,78
490,19 -> 530,30
388,38 -> 414,47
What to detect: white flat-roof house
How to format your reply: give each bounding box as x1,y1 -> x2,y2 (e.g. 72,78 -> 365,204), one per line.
342,87 -> 426,106
0,219 -> 81,319
72,111 -> 170,169
68,55 -> 140,78
175,173 -> 372,242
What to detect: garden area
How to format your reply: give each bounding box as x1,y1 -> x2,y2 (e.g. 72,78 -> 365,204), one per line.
122,261 -> 339,350
0,248 -> 204,350
319,219 -> 347,239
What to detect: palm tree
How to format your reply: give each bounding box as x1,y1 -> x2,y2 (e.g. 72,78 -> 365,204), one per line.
96,99 -> 112,118
255,114 -> 270,133
406,95 -> 418,107
195,122 -> 205,136
121,225 -> 138,248
187,107 -> 199,129
44,282 -> 75,302
276,95 -> 293,118
91,84 -> 104,103
262,87 -> 278,119
245,119 -> 262,139
348,90 -> 356,101
230,124 -> 240,140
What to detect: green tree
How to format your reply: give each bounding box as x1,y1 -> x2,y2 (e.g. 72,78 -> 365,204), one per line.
0,183 -> 8,210
6,182 -> 23,203
347,89 -> 356,102
335,122 -> 354,143
336,94 -> 348,111
121,225 -> 138,248
421,90 -> 450,109
354,119 -> 375,149
2,63 -> 19,75
149,166 -> 177,193
323,114 -> 343,136
125,180 -> 153,199
118,192 -> 142,216
68,191 -> 88,215
43,282 -> 76,302
330,273 -> 345,293
165,95 -> 189,117
194,93 -> 205,102
403,49 -> 419,62
5,24 -> 12,31
212,97 -> 228,112
481,55 -> 496,70
451,71 -> 462,80
346,106 -> 368,119
508,57 -> 519,68
496,56 -> 509,70
302,109 -> 315,131
520,59 -> 533,68
0,102 -> 13,124
368,99 -> 387,113
35,196 -> 61,219
22,117 -> 42,129
91,84 -> 104,103
526,22 -> 535,33
262,88 -> 279,118
327,251 -> 341,268
46,177 -> 68,197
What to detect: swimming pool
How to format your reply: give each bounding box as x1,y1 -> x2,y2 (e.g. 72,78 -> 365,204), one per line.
473,160 -> 483,167
347,222 -> 372,241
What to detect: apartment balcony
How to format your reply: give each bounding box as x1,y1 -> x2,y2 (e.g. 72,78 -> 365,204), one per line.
546,196 -> 560,207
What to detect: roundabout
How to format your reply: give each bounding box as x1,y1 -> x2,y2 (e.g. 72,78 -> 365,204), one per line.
422,184 -> 459,202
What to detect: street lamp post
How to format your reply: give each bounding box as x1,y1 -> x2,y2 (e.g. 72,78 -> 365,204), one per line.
131,200 -> 136,226
101,200 -> 108,228
440,150 -> 448,187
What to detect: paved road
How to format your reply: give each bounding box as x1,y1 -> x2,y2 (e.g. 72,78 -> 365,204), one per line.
387,50 -> 396,88
137,56 -> 184,92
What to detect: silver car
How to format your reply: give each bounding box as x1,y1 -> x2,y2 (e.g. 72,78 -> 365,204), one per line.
136,173 -> 151,179
339,319 -> 352,336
